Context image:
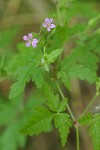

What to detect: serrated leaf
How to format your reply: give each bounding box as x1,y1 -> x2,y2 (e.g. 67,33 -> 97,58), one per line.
79,114 -> 100,150
32,67 -> 44,88
43,82 -> 67,112
59,57 -> 97,85
58,99 -> 67,113
9,43 -> 44,98
9,80 -> 25,99
54,113 -> 72,146
57,70 -> 71,90
10,64 -> 44,99
69,65 -> 97,83
47,49 -> 63,64
20,107 -> 54,135
43,82 -> 59,112
78,113 -> 92,126
71,46 -> 99,71
9,65 -> 33,99
89,115 -> 100,150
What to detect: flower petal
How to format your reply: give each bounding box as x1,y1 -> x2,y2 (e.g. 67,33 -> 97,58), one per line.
33,38 -> 38,43
28,33 -> 33,39
43,23 -> 47,27
50,24 -> 55,28
25,42 -> 31,47
32,42 -> 37,48
45,18 -> 50,24
47,27 -> 51,32
23,35 -> 29,41
50,18 -> 53,23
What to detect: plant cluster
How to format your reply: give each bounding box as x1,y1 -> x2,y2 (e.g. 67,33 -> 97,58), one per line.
0,1 -> 100,150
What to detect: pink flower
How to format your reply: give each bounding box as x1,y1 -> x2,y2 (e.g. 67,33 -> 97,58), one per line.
43,18 -> 56,32
23,33 -> 38,48
32,39 -> 38,47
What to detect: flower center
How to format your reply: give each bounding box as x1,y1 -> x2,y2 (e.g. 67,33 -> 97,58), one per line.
29,39 -> 32,43
47,23 -> 51,27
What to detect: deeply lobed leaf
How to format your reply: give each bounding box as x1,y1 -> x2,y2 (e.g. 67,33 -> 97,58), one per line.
21,107 -> 55,135
54,113 -> 72,146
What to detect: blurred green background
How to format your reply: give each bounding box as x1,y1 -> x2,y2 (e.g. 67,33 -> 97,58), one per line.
0,0 -> 100,150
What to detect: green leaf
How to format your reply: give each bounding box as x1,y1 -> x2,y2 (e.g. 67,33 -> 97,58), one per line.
43,82 -> 67,112
9,64 -> 44,99
79,114 -> 100,150
32,67 -> 44,88
48,25 -> 68,50
71,46 -> 99,71
58,99 -> 67,113
54,113 -> 72,146
89,34 -> 100,56
47,49 -> 63,64
9,65 -> 33,99
59,53 -> 98,86
57,70 -> 71,90
43,82 -> 60,112
20,107 -> 54,135
9,43 -> 44,98
69,65 -> 97,83
79,113 -> 92,126
89,115 -> 100,150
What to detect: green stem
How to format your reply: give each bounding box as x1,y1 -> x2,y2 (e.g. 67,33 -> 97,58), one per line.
55,81 -> 64,99
49,59 -> 75,121
68,30 -> 97,40
82,94 -> 97,116
76,127 -> 80,150
55,81 -> 75,121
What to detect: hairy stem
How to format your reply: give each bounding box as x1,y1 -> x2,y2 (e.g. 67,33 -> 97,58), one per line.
76,127 -> 80,150
81,94 -> 97,116
55,81 -> 75,121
